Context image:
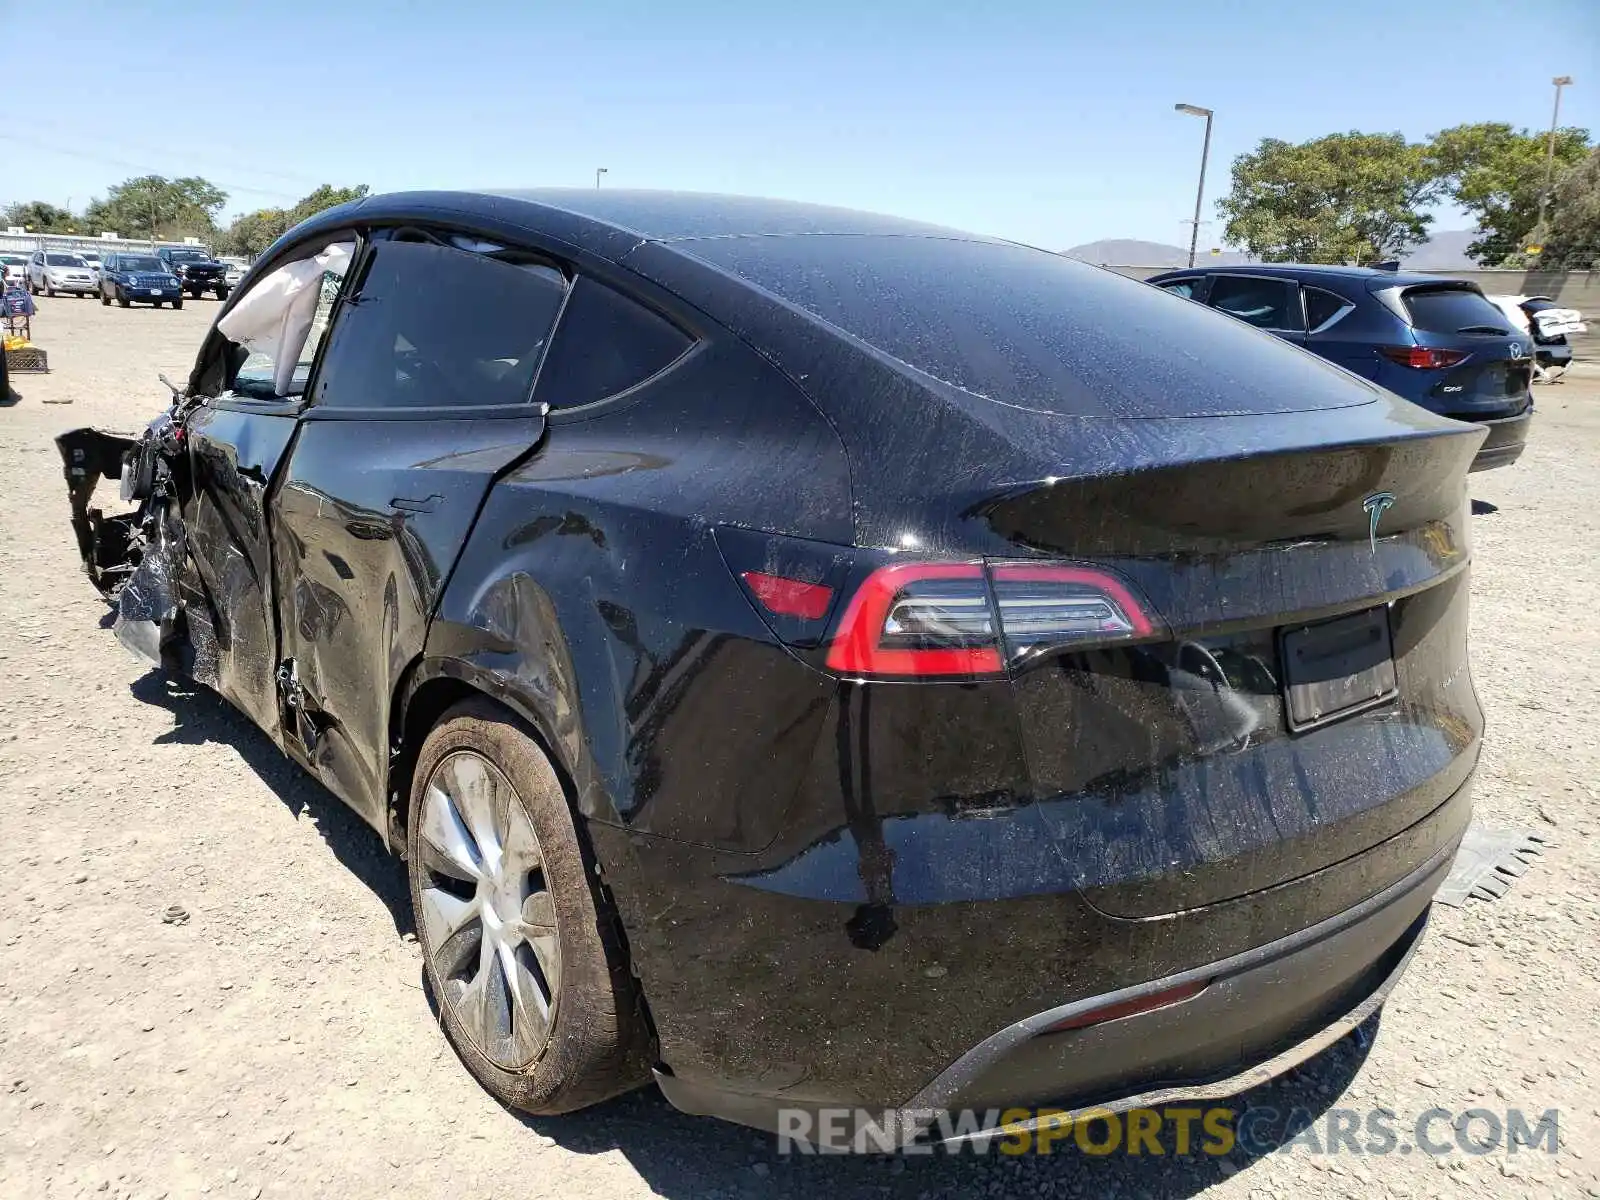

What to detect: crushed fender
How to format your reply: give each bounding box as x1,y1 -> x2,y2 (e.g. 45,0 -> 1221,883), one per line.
55,409 -> 212,676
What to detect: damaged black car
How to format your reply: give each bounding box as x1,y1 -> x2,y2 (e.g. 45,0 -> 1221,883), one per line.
59,190 -> 1485,1148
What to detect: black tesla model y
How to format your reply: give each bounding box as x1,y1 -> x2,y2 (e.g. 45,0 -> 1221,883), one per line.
58,190 -> 1483,1147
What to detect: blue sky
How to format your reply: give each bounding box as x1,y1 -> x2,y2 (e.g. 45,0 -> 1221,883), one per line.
6,0 -> 1596,250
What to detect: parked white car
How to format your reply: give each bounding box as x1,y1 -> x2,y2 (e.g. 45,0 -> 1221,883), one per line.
28,251 -> 98,297
1,253 -> 29,290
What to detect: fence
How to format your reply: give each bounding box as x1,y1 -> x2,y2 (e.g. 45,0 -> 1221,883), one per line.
0,232 -> 213,257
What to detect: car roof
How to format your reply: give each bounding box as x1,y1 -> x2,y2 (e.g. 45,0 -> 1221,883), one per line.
1152,262 -> 1470,290
281,188 -> 1000,266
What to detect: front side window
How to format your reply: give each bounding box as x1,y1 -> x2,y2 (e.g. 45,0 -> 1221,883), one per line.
1207,275 -> 1304,331
217,240 -> 355,400
311,239 -> 567,411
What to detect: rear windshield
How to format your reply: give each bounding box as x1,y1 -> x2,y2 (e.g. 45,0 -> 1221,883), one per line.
1403,286 -> 1512,334
681,235 -> 1373,418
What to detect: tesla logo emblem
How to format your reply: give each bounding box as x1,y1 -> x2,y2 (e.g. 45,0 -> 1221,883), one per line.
1509,342 -> 1523,357
1363,492 -> 1396,552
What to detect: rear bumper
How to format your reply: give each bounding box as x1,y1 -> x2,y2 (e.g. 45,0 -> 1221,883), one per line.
1467,407 -> 1532,472
646,772 -> 1470,1145
657,831 -> 1452,1149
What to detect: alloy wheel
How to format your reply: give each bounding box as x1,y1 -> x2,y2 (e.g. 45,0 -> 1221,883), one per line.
416,750 -> 561,1070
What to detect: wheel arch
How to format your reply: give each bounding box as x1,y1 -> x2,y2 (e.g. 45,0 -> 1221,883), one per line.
389,656 -> 662,1063
388,656 -> 575,852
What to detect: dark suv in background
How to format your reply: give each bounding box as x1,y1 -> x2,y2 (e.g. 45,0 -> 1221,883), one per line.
1147,265 -> 1533,470
156,246 -> 231,300
99,253 -> 184,308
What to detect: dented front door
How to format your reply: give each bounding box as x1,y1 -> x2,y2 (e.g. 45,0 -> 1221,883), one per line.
182,401 -> 300,742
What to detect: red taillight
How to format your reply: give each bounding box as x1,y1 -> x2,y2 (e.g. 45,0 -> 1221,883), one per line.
824,562 -> 1157,679
1379,345 -> 1469,370
740,571 -> 834,620
825,564 -> 1003,677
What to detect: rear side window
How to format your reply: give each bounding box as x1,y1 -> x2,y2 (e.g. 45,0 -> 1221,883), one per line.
312,239 -> 567,410
1303,287 -> 1354,332
1207,275 -> 1304,331
535,276 -> 693,410
1402,286 -> 1513,334
1157,278 -> 1203,299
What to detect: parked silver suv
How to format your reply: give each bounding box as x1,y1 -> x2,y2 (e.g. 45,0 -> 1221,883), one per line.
28,251 -> 97,297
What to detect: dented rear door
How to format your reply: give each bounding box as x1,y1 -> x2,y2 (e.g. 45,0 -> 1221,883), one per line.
182,401 -> 301,740
268,237 -> 563,828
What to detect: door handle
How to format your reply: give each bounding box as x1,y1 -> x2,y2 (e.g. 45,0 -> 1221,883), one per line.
390,494 -> 442,514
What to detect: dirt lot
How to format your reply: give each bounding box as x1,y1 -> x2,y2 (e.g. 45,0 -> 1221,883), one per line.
2,296 -> 1598,1200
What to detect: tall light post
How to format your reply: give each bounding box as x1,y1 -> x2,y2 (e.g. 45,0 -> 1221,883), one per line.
1537,76 -> 1574,234
595,167 -> 609,189
1174,103 -> 1214,268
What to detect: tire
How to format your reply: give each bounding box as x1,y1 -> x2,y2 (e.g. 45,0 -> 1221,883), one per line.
101,291 -> 111,306
172,298 -> 183,310
44,281 -> 55,298
406,697 -> 650,1115
214,285 -> 230,301
117,293 -> 131,309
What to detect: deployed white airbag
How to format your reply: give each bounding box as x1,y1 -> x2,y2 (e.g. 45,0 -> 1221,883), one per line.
217,241 -> 354,396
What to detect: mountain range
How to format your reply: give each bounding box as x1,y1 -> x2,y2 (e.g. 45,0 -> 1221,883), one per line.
1063,230 -> 1479,272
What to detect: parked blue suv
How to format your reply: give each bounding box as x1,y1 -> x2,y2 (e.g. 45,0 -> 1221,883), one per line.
1146,265 -> 1533,470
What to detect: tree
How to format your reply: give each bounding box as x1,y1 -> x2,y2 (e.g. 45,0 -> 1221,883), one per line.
2,201 -> 78,232
1428,122 -> 1592,265
82,175 -> 228,242
222,208 -> 290,258
1514,148 -> 1600,269
1216,132 -> 1440,263
221,184 -> 368,259
285,184 -> 369,227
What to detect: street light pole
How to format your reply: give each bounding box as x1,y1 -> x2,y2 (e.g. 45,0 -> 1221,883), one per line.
595,167 -> 609,189
1175,103 -> 1214,269
1537,76 -> 1574,234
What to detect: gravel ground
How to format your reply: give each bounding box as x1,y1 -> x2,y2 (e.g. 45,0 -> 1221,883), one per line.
1,296 -> 1598,1200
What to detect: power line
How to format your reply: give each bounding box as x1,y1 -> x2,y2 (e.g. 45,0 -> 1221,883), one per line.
18,118 -> 338,191
0,133 -> 304,202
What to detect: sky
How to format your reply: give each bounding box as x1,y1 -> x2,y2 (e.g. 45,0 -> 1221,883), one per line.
5,0 -> 1597,251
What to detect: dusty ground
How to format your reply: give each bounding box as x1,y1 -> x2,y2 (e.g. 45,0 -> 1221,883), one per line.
1,296 -> 1598,1200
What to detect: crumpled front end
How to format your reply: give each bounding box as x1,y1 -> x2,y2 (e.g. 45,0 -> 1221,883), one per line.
56,415 -> 216,683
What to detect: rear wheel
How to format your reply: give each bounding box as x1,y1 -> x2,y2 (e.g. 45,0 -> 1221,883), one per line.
406,698 -> 650,1114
